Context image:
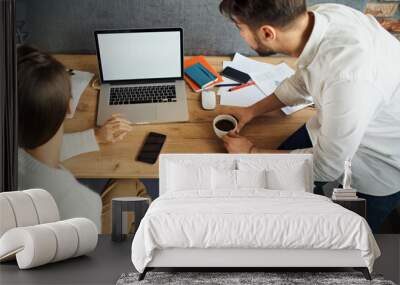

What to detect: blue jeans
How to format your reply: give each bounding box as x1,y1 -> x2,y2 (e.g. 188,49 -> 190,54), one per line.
278,124 -> 400,233
358,191 -> 400,233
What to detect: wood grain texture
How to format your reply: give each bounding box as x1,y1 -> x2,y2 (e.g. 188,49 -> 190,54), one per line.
55,55 -> 316,178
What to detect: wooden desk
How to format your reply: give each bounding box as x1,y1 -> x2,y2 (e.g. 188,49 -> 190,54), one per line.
56,55 -> 315,179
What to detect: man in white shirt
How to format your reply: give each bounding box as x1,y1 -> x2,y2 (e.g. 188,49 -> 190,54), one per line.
219,0 -> 400,232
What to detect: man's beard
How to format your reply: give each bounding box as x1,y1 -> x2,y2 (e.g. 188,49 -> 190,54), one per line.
255,48 -> 276,56
254,35 -> 276,56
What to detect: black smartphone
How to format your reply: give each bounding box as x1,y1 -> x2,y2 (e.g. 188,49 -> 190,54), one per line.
221,67 -> 251,83
136,132 -> 166,164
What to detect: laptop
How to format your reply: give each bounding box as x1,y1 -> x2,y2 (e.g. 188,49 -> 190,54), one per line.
94,28 -> 188,126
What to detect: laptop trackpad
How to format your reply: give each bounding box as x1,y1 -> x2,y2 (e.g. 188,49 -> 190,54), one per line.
124,105 -> 157,123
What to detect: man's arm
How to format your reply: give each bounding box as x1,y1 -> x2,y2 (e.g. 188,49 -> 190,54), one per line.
227,72 -> 312,132
225,93 -> 287,132
222,132 -> 290,154
251,146 -> 289,154
226,80 -> 381,165
250,70 -> 312,117
273,70 -> 313,108
249,93 -> 286,117
223,71 -> 312,153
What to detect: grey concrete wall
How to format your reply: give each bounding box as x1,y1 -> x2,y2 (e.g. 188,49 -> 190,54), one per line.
16,0 -> 368,55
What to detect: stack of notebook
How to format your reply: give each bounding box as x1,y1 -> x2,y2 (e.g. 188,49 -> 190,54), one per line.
332,188 -> 358,200
184,56 -> 223,92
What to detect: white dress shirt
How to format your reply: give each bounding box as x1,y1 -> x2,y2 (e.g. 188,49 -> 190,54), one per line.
275,4 -> 400,196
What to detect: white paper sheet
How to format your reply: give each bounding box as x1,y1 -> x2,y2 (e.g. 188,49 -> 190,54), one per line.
218,54 -> 313,115
218,60 -> 266,107
67,70 -> 94,119
251,63 -> 295,95
232,53 -> 277,75
281,104 -> 313,115
219,84 -> 266,107
251,63 -> 313,115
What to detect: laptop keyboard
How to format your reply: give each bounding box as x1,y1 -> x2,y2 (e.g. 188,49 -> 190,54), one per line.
109,85 -> 177,105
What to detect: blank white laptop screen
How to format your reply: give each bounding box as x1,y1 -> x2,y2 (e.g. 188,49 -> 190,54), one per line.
97,31 -> 182,82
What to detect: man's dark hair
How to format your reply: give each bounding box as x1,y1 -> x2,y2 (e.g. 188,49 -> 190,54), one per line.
219,0 -> 307,29
17,45 -> 71,149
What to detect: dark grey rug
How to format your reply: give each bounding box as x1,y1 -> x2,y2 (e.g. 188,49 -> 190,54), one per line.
116,272 -> 396,285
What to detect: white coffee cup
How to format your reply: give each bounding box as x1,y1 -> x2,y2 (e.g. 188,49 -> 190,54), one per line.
213,114 -> 238,139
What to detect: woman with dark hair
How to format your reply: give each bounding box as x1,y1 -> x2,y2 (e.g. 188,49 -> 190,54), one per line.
17,45 -> 148,232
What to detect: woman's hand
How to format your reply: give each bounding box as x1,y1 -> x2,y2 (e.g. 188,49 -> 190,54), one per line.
95,114 -> 132,144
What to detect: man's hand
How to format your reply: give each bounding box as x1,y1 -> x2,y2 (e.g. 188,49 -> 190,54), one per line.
222,132 -> 254,153
95,114 -> 133,144
222,106 -> 255,133
222,94 -> 286,133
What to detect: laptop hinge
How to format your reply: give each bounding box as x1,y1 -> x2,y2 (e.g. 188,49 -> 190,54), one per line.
109,78 -> 177,85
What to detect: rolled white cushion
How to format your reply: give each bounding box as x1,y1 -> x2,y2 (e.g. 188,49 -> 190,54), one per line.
23,189 -> 59,223
0,226 -> 57,269
42,221 -> 79,262
0,196 -> 17,237
0,218 -> 97,269
64,218 -> 98,257
0,191 -> 39,227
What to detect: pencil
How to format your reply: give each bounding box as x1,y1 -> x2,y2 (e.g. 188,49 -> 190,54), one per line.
229,81 -> 255,92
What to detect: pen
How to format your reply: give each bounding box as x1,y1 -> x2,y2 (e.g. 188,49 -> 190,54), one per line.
229,81 -> 255,92
214,83 -> 242,87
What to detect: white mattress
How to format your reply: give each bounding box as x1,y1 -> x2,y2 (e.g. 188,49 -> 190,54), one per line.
131,190 -> 380,273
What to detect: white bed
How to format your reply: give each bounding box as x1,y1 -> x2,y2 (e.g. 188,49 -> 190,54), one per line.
131,154 -> 380,280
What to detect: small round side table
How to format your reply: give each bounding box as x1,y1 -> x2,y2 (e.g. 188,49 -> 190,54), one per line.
111,197 -> 150,242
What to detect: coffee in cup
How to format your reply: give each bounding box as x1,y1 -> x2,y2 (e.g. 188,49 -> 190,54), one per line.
213,114 -> 238,138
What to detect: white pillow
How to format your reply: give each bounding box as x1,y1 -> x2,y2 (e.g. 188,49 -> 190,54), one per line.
266,164 -> 308,191
237,158 -> 308,171
212,169 -> 267,190
167,163 -> 212,191
237,158 -> 311,192
237,170 -> 267,188
212,169 -> 237,190
166,160 -> 236,192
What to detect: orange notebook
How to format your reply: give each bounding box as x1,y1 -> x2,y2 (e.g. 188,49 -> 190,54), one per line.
184,56 -> 223,92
